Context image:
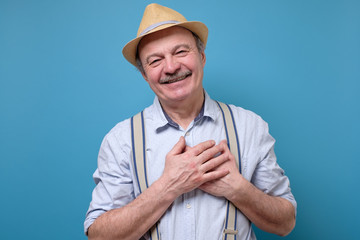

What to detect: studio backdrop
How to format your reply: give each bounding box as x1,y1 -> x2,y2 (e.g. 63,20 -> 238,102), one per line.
0,0 -> 359,239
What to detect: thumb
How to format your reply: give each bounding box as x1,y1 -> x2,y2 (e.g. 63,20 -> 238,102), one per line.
169,136 -> 186,156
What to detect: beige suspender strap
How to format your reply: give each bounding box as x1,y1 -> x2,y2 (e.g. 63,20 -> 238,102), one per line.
223,202 -> 239,240
217,102 -> 241,169
131,112 -> 149,192
150,223 -> 160,240
131,111 -> 160,240
216,102 -> 241,240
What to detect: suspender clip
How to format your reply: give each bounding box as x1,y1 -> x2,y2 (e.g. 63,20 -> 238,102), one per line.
223,229 -> 238,235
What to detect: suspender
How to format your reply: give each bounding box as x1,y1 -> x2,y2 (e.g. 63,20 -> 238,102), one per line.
216,101 -> 241,240
131,112 -> 160,240
130,102 -> 241,240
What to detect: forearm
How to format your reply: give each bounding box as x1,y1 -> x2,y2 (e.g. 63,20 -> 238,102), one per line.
229,178 -> 295,236
88,177 -> 176,240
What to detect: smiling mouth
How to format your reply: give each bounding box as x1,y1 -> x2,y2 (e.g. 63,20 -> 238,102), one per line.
160,71 -> 192,84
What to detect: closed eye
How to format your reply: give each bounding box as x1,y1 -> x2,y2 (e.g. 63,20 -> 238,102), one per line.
175,49 -> 188,56
150,59 -> 159,64
149,58 -> 161,66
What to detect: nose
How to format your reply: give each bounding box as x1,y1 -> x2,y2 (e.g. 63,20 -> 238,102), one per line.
164,56 -> 180,75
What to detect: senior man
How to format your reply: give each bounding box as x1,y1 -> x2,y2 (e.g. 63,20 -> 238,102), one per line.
85,3 -> 296,240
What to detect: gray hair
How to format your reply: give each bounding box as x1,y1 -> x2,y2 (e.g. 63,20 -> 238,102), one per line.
135,31 -> 205,74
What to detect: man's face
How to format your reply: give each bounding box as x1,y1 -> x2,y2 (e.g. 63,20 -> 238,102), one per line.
138,26 -> 206,106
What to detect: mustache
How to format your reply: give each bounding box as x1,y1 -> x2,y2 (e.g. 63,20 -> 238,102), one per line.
159,71 -> 192,84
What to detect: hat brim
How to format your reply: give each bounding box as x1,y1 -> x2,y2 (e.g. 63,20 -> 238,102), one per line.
122,21 -> 208,67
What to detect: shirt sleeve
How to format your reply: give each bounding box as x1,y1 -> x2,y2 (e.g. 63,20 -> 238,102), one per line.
84,124 -> 135,235
232,105 -> 297,214
249,118 -> 297,214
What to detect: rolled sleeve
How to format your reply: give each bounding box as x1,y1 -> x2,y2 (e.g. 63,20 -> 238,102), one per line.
84,123 -> 135,234
250,121 -> 297,213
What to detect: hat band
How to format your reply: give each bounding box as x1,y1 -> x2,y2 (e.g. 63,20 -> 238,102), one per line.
139,20 -> 180,37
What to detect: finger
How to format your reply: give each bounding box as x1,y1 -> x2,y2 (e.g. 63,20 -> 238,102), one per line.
217,140 -> 235,160
218,139 -> 229,152
168,136 -> 186,156
200,151 -> 229,172
197,143 -> 224,164
190,140 -> 216,156
202,168 -> 229,182
218,140 -> 237,162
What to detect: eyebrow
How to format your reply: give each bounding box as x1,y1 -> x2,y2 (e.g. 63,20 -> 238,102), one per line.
145,43 -> 191,64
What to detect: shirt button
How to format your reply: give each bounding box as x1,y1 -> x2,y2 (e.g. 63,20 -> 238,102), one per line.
185,132 -> 190,136
186,203 -> 191,209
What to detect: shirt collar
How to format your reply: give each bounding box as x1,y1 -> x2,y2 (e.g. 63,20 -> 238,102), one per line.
152,90 -> 218,132
203,91 -> 218,121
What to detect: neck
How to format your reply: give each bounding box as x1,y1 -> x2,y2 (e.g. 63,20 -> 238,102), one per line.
160,90 -> 205,130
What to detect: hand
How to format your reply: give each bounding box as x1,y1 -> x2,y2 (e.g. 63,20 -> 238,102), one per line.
160,137 -> 230,198
198,140 -> 244,201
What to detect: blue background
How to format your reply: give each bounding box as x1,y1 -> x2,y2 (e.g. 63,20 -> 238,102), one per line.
1,0 -> 359,239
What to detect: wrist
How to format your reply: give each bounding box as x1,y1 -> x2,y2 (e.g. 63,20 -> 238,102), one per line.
227,174 -> 251,203
153,174 -> 179,203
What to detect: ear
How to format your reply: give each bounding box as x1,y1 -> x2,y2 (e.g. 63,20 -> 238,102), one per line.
141,69 -> 148,82
200,51 -> 206,67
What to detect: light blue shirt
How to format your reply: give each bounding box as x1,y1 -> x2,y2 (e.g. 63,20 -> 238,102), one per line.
84,92 -> 296,239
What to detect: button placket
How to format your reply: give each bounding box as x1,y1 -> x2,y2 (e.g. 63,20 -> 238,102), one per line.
183,192 -> 195,238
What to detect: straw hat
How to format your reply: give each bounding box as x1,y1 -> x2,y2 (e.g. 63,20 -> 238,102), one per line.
122,3 -> 208,67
